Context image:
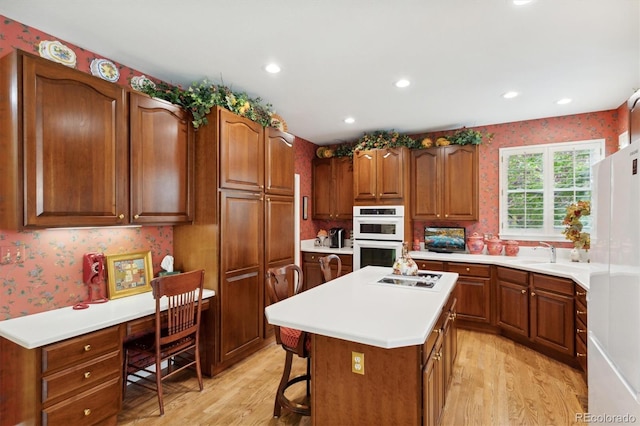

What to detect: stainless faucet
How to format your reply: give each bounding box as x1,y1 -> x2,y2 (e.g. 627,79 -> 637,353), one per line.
536,242 -> 556,263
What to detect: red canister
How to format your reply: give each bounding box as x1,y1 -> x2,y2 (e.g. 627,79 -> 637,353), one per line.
486,237 -> 504,256
467,233 -> 485,254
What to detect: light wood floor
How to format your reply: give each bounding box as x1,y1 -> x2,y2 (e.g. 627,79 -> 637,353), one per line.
117,329 -> 588,425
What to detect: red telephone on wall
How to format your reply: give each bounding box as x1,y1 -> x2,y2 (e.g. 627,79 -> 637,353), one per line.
74,252 -> 109,309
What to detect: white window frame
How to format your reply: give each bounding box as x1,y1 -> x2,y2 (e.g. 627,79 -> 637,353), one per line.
499,139 -> 604,242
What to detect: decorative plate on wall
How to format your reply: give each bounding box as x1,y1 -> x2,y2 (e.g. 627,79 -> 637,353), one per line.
90,58 -> 120,82
130,75 -> 156,91
271,113 -> 288,132
38,40 -> 77,68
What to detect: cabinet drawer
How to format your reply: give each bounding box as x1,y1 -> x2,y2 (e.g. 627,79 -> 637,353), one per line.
447,262 -> 490,278
42,376 -> 120,425
575,285 -> 587,306
576,335 -> 588,372
416,260 -> 444,271
496,266 -> 528,284
42,350 -> 120,405
532,273 -> 574,296
42,326 -> 120,374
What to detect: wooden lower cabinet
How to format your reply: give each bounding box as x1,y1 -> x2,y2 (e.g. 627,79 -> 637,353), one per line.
575,286 -> 588,374
496,267 -> 575,360
301,251 -> 352,290
446,263 -> 491,326
496,267 -> 529,336
310,290 -> 457,426
0,325 -> 122,425
530,274 -> 575,356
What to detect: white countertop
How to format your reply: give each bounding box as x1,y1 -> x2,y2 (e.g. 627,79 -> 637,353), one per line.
300,240 -> 590,290
300,239 -> 353,255
0,289 -> 215,349
264,266 -> 458,349
409,249 -> 591,290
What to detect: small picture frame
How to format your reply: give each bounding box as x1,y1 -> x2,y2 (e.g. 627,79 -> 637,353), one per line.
302,196 -> 309,220
105,251 -> 153,299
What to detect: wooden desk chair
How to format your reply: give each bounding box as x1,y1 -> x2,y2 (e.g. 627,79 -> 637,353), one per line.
265,264 -> 311,418
319,254 -> 342,283
123,269 -> 205,415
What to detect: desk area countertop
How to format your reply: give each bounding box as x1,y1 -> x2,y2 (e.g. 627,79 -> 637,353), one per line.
264,266 -> 458,349
0,289 -> 215,349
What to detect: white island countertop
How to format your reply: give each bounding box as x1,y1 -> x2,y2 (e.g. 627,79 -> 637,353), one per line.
264,266 -> 458,349
0,289 -> 215,349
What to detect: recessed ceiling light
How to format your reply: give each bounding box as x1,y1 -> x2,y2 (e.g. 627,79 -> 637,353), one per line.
502,91 -> 519,99
395,79 -> 410,88
513,0 -> 534,5
265,63 -> 281,74
556,98 -> 572,105
344,117 -> 355,124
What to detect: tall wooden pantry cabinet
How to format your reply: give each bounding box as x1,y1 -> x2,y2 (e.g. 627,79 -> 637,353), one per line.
173,107 -> 294,374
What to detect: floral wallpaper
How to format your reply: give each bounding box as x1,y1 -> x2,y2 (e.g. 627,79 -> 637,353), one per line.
0,17 -> 173,319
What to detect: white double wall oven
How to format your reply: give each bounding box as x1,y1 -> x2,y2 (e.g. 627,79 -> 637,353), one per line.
352,206 -> 404,270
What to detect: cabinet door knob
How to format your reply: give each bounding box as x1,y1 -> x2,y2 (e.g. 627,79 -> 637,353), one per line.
436,214 -> 440,218
577,352 -> 587,357
576,291 -> 586,296
445,214 -> 449,218
84,409 -> 91,416
118,214 -> 125,220
465,267 -> 470,272
531,292 -> 536,297
84,371 -> 91,379
84,344 -> 91,352
134,214 -> 140,219
577,310 -> 586,315
521,289 -> 527,294
576,328 -> 586,334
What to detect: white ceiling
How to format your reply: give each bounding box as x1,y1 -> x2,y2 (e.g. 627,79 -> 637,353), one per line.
1,0 -> 639,145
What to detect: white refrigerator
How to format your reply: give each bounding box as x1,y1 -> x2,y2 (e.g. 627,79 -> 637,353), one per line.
589,138 -> 640,423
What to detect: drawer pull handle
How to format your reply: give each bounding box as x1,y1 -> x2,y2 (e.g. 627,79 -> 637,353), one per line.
84,371 -> 91,379
577,310 -> 586,315
84,408 -> 91,416
576,291 -> 586,296
576,328 -> 586,334
84,344 -> 91,352
521,289 -> 527,294
577,352 -> 587,357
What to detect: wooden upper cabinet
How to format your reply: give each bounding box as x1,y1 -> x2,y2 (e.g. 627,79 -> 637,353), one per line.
312,157 -> 353,220
353,147 -> 408,205
219,108 -> 264,192
411,149 -> 440,219
264,128 -> 294,196
129,92 -> 194,224
411,145 -> 478,221
2,51 -> 129,228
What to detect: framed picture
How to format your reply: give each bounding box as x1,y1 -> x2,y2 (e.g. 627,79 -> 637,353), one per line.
105,251 -> 153,299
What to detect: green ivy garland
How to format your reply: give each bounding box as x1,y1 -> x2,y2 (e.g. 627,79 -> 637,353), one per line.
138,79 -> 275,130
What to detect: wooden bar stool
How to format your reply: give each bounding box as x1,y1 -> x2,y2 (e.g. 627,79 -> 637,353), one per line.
319,254 -> 342,283
265,264 -> 311,418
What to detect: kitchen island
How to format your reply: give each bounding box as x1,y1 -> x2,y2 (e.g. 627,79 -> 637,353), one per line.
265,266 -> 459,425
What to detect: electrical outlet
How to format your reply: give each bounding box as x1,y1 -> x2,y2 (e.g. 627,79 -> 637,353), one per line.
352,351 -> 364,375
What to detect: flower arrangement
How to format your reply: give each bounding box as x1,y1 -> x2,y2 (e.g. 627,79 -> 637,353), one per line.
447,128 -> 494,146
562,200 -> 591,249
139,79 -> 275,130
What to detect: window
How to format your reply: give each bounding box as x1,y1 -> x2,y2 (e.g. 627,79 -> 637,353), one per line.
499,139 -> 604,241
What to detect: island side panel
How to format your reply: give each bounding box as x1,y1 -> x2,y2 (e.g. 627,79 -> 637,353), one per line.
311,334 -> 422,425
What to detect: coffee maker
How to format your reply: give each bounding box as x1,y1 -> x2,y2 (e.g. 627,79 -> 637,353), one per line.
329,227 -> 345,248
